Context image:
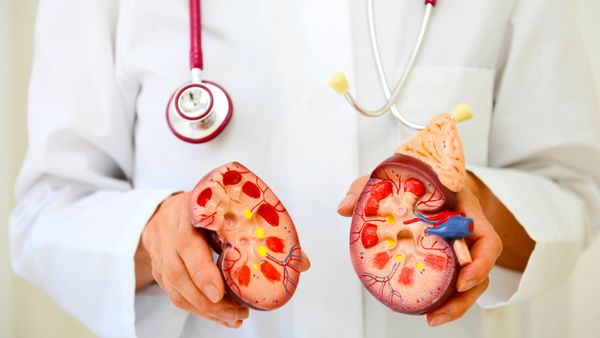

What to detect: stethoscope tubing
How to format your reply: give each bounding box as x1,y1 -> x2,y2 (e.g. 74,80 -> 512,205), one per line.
189,0 -> 204,71
165,0 -> 233,144
339,0 -> 436,130
364,0 -> 433,130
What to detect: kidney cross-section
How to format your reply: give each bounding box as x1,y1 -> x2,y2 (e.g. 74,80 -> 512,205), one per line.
350,154 -> 461,315
190,162 -> 309,310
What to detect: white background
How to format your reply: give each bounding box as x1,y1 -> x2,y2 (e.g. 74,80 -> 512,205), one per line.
1,1 -> 599,337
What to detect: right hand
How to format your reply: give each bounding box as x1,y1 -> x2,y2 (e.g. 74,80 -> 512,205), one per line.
139,192 -> 249,328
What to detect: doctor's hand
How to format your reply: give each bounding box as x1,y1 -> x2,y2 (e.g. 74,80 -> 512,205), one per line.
136,192 -> 249,328
337,174 -> 504,327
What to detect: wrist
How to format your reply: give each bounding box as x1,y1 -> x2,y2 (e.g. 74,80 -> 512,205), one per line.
135,196 -> 167,290
135,232 -> 154,290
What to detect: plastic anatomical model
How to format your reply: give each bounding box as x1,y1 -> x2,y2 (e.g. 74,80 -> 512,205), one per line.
190,162 -> 310,310
349,109 -> 474,314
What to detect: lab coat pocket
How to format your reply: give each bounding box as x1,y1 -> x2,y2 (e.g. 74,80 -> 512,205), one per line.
394,66 -> 495,166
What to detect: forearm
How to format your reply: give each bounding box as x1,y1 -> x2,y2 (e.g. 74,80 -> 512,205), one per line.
466,172 -> 535,272
10,186 -> 176,337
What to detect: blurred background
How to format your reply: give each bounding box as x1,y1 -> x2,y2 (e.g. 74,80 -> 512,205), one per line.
1,1 -> 599,337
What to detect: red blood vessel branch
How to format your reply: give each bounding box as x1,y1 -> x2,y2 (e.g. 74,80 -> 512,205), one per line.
360,262 -> 403,307
350,154 -> 460,314
265,243 -> 303,298
190,162 -> 307,311
222,247 -> 243,296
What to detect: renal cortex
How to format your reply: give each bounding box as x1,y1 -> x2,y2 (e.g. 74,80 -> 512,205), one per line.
349,112 -> 474,315
189,162 -> 310,311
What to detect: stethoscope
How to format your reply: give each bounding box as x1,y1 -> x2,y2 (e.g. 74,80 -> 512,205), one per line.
328,0 -> 473,129
166,0 -> 233,143
167,0 -> 472,144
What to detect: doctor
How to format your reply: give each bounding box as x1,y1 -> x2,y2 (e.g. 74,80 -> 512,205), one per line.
10,0 -> 600,338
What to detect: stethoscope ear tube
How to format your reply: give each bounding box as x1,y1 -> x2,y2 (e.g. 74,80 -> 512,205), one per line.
366,0 -> 434,130
328,1 -> 436,130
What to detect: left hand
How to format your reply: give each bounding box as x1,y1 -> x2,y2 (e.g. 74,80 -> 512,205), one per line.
337,175 -> 503,327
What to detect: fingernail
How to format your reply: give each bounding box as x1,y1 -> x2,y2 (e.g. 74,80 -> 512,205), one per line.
429,313 -> 450,327
220,307 -> 238,322
337,194 -> 355,210
458,279 -> 477,292
202,284 -> 220,303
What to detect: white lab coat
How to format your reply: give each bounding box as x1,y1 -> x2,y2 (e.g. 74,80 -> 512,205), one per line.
9,0 -> 600,337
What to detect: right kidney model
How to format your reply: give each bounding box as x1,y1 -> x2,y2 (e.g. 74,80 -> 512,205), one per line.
349,105 -> 475,315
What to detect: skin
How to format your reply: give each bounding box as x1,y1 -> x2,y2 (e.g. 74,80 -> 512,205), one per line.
135,192 -> 249,329
337,172 -> 534,327
134,172 -> 534,328
466,173 -> 535,271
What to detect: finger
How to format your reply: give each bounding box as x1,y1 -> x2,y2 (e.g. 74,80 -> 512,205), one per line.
168,287 -> 246,326
177,220 -> 226,303
299,250 -> 311,272
427,278 -> 490,327
235,306 -> 250,320
456,231 -> 502,292
169,287 -> 243,327
217,306 -> 249,328
214,304 -> 250,324
168,289 -> 194,313
219,319 -> 244,329
162,258 -> 247,322
454,210 -> 502,292
160,223 -> 247,323
337,176 -> 369,216
453,188 -> 503,292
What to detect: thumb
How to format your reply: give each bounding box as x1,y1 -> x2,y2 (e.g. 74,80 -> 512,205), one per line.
177,222 -> 225,304
337,176 -> 369,217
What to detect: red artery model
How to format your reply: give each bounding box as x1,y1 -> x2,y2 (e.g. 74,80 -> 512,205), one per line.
350,113 -> 474,314
190,162 -> 310,310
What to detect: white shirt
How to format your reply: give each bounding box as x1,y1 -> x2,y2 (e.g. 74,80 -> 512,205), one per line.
10,0 -> 600,337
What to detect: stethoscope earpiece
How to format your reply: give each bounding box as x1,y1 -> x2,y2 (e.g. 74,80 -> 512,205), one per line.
166,0 -> 233,144
328,0 -> 473,130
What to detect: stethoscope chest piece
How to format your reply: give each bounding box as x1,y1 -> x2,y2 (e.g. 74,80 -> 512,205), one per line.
166,80 -> 233,143
166,0 -> 234,144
